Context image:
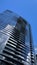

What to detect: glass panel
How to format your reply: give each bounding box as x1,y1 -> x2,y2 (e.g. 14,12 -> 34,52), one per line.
0,10 -> 19,30
0,32 -> 9,54
25,25 -> 30,48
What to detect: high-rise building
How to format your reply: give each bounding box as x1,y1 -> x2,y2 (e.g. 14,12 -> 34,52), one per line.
0,10 -> 36,65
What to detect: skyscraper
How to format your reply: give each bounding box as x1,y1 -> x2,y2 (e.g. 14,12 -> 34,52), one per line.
0,10 -> 36,65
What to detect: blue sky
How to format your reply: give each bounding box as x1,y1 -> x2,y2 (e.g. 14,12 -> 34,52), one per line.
0,0 -> 37,53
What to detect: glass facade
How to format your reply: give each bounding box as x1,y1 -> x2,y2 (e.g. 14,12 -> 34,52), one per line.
0,10 -> 36,65
36,54 -> 37,65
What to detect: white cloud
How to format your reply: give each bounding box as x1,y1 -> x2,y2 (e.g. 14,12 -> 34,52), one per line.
35,48 -> 37,51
